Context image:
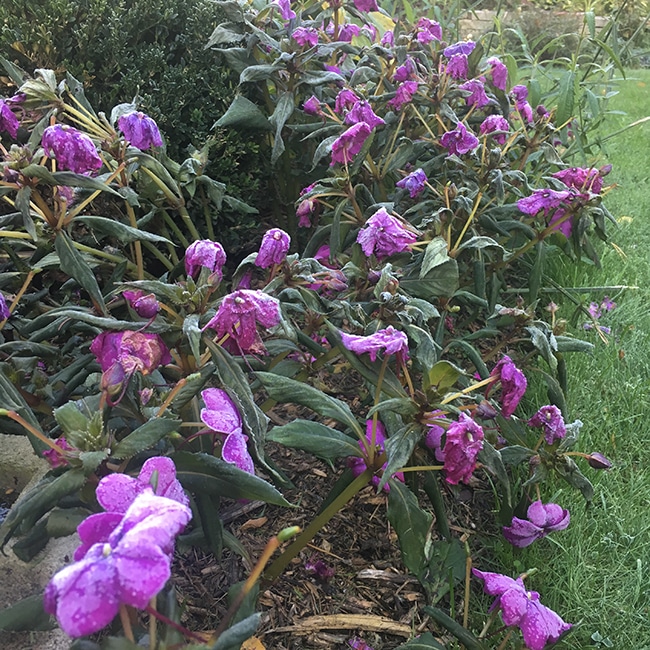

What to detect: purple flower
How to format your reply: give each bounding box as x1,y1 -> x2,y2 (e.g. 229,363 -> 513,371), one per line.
344,100 -> 385,129
41,125 -> 103,175
330,122 -> 372,165
335,89 -> 360,114
201,387 -> 254,473
517,189 -> 572,216
0,293 -> 10,320
297,183 -> 318,227
303,95 -> 323,116
43,437 -> 75,469
503,500 -> 570,548
528,405 -> 566,444
587,451 -> 612,470
425,424 -> 445,462
184,239 -> 227,280
122,290 -> 159,319
255,228 -> 291,268
486,56 -> 508,91
292,26 -> 318,47
511,85 -> 528,103
381,30 -> 394,47
203,289 -> 281,355
473,569 -> 572,650
393,58 -> 416,82
553,167 -> 604,194
0,99 -> 19,138
443,40 -> 476,57
396,168 -> 427,198
416,17 -> 442,43
479,115 -> 510,145
305,557 -> 336,582
118,111 -> 163,150
601,295 -> 616,311
91,331 -> 171,377
307,269 -> 348,294
490,355 -> 527,418
442,413 -> 484,484
356,207 -> 418,260
314,244 -> 336,268
459,79 -> 490,108
440,122 -> 479,156
339,23 -> 361,41
445,54 -> 469,79
44,492 -> 192,637
275,0 -> 296,20
347,419 -> 405,491
340,325 -> 409,364
349,638 -> 374,650
353,0 -> 378,11
388,81 -> 419,110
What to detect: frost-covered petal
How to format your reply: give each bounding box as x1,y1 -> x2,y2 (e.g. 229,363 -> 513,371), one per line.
137,457 -> 189,507
255,228 -> 291,268
222,433 -> 255,474
472,568 -> 521,596
502,516 -> 544,548
499,586 -> 529,626
96,474 -> 139,514
520,596 -> 572,650
200,387 -> 243,435
74,512 -> 123,560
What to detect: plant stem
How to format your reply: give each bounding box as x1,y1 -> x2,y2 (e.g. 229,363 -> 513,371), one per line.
144,604 -> 207,643
125,202 -> 144,280
148,597 -> 156,650
262,468 -> 372,584
119,604 -> 135,642
441,375 -> 496,405
1,410 -> 64,453
0,269 -> 36,331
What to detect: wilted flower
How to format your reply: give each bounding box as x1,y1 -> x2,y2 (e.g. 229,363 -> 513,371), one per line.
308,269 -> 348,294
393,58 -> 416,82
296,183 -> 318,227
416,17 -> 442,43
511,86 -> 533,123
348,419 -> 405,491
330,122 -> 372,165
45,492 -> 192,637
528,405 -> 566,444
349,638 -> 375,650
396,168 -> 427,198
445,54 -> 470,79
425,424 -> 446,462
473,569 -> 572,650
511,85 -> 528,103
587,451 -> 612,470
479,115 -> 510,144
553,167 -> 606,194
486,56 -> 508,91
490,355 -> 527,418
118,111 -> 163,150
440,122 -> 479,156
203,289 -> 281,355
353,0 -> 378,11
43,437 -> 75,469
517,189 -> 572,216
184,239 -> 227,279
303,95 -> 323,116
42,125 -> 103,175
201,387 -> 254,473
0,293 -> 10,320
442,413 -> 484,484
503,500 -> 570,548
340,325 -> 409,364
344,100 -> 385,129
122,290 -> 159,319
335,89 -> 360,114
0,100 -> 19,138
387,81 -> 419,110
305,557 -> 336,582
275,0 -> 296,20
338,23 -> 361,41
381,30 -> 394,47
443,40 -> 476,58
459,79 -> 490,108
356,207 -> 418,259
292,26 -> 318,47
255,228 -> 291,268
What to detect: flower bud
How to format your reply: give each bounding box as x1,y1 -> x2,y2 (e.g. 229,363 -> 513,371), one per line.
587,451 -> 612,470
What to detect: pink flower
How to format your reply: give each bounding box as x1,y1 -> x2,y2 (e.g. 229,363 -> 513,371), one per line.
396,168 -> 427,198
387,81 -> 419,110
303,95 -> 323,116
393,58 -> 416,82
356,207 -> 417,259
489,355 -> 527,418
292,26 -> 318,47
255,228 -> 291,268
122,290 -> 159,319
440,122 -> 479,156
479,115 -> 510,144
445,54 -> 469,79
90,331 -> 171,377
344,101 -> 385,129
275,0 -> 296,20
442,413 -> 484,484
334,89 -> 360,114
459,79 -> 490,108
443,40 -> 476,57
353,0 -> 378,10
340,325 -> 409,364
184,239 -> 227,279
0,99 -> 19,138
486,56 -> 508,91
552,167 -> 606,193
118,111 -> 163,150
527,405 -> 566,444
416,17 -> 442,43
42,125 -> 103,175
503,500 -> 570,548
330,122 -> 372,165
517,189 -> 572,216
43,438 -> 75,469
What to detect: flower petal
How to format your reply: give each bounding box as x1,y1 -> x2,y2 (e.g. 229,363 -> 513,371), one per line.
96,474 -> 139,513
222,433 -> 255,474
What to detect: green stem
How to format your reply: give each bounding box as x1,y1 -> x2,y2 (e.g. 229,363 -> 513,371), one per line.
142,240 -> 175,271
262,469 -> 372,584
162,209 -> 191,249
179,205 -> 201,241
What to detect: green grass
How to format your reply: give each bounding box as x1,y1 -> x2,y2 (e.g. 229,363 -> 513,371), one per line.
487,69 -> 650,649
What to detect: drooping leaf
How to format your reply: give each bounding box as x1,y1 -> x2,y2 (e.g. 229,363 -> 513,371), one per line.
420,237 -> 450,278
267,420 -> 361,460
74,216 -> 172,244
378,424 -> 422,492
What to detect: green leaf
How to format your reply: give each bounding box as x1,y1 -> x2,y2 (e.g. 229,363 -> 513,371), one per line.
195,492 -> 223,558
0,594 -> 53,631
269,91 -> 294,164
15,186 -> 36,240
367,398 -> 418,418
210,613 -> 261,650
555,70 -> 576,127
423,607 -> 486,650
555,456 -> 594,503
426,360 -> 464,392
79,450 -> 110,474
173,451 -> 291,506
0,366 -> 44,452
54,401 -> 90,436
183,314 -> 202,362
500,445 -> 534,466
526,324 -> 558,372
478,441 -> 511,507
240,64 -> 281,84
378,424 -> 422,492
420,237 -> 450,278
111,418 -> 181,459
456,236 -> 504,254
46,507 -> 90,538
55,231 -> 107,314
74,216 -> 172,245
394,632 -> 446,649
257,371 -> 364,438
170,366 -> 215,411
554,336 -> 595,353
267,420 -> 361,459
21,164 -> 121,196
205,22 -> 245,47
387,480 -> 431,576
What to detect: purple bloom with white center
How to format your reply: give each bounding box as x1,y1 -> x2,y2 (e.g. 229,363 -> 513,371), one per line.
387,81 -> 419,111
184,239 -> 227,280
42,125 -> 103,175
201,387 -> 254,473
490,355 -> 527,418
344,100 -> 385,129
440,122 -> 479,156
275,0 -> 296,20
303,95 -> 323,116
445,54 -> 469,79
330,122 -> 372,165
353,0 -> 378,11
356,207 -> 418,260
335,89 -> 360,114
486,56 -> 508,91
122,290 -> 159,319
528,405 -> 566,444
503,500 -> 570,548
473,569 -> 572,650
479,115 -> 510,144
255,228 -> 291,268
0,100 -> 19,138
340,325 -> 409,364
459,79 -> 490,107
203,289 -> 281,355
393,58 -> 416,82
553,167 -> 604,193
443,40 -> 476,58
396,168 -> 427,198
347,419 -> 405,491
292,26 -> 318,47
0,293 -> 10,320
118,111 -> 163,150
517,189 -> 572,216
44,491 -> 192,637
416,17 -> 442,43
443,413 -> 484,484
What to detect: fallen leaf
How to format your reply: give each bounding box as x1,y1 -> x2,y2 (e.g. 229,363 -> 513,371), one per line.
240,516 -> 268,530
242,636 -> 266,649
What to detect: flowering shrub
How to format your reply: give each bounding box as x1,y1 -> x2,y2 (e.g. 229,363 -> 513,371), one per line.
0,2 -> 618,648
